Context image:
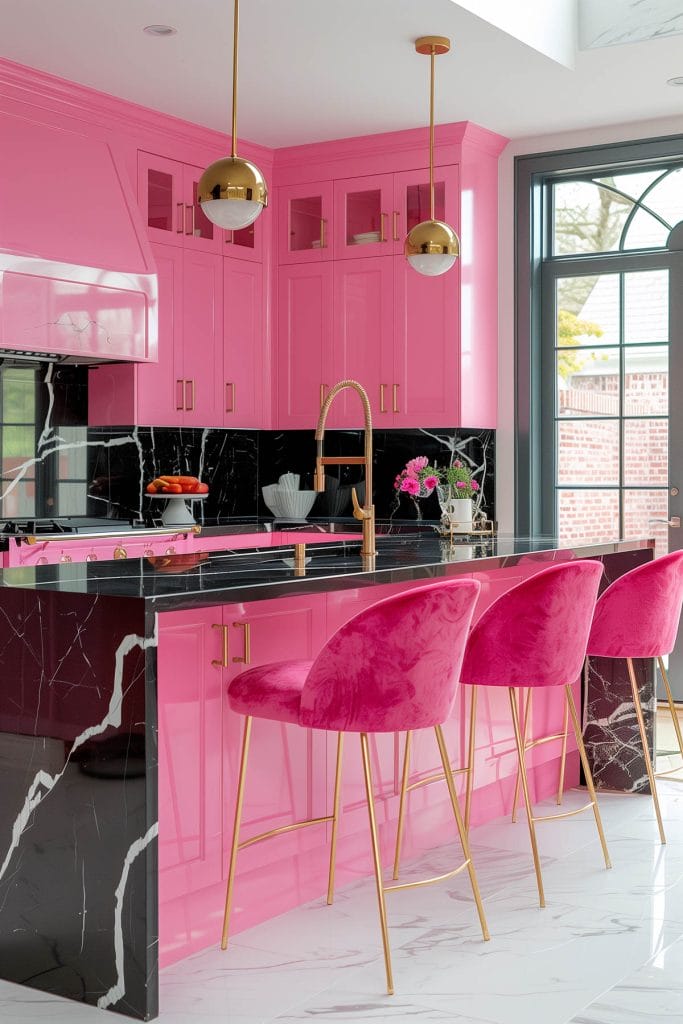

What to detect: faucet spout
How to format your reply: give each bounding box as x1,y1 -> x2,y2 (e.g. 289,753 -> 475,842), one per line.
314,379 -> 376,558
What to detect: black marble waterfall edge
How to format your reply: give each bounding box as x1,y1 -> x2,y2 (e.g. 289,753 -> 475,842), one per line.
5,417 -> 494,524
0,591 -> 157,1020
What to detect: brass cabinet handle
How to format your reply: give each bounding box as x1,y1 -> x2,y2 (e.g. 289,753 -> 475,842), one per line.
225,382 -> 235,413
185,379 -> 195,411
380,211 -> 387,242
320,383 -> 327,409
232,622 -> 251,664
176,202 -> 184,233
379,383 -> 387,413
392,211 -> 399,241
113,546 -> 127,560
320,218 -> 327,249
211,623 -> 229,667
185,204 -> 193,236
176,379 -> 185,411
392,383 -> 399,413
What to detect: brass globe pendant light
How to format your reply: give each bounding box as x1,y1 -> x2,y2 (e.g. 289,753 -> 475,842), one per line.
198,0 -> 267,230
405,37 -> 459,276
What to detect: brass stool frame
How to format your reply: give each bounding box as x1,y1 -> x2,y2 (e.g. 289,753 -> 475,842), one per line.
222,717 -> 490,995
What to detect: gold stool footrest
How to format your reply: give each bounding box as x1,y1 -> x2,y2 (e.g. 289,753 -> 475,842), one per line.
238,814 -> 334,851
532,801 -> 594,824
523,731 -> 568,752
384,858 -> 470,895
405,764 -> 470,794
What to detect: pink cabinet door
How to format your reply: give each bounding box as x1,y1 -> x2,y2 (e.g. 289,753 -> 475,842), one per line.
392,165 -> 459,256
138,152 -> 185,246
392,253 -> 460,426
181,250 -> 223,427
330,256 -> 393,428
136,243 -> 184,426
333,173 -> 394,259
181,164 -> 223,253
276,263 -> 334,429
223,256 -> 264,427
158,608 -> 225,901
278,181 -> 333,264
221,595 -> 328,879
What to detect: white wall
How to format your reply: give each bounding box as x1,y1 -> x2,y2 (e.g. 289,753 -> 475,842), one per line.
497,113 -> 683,534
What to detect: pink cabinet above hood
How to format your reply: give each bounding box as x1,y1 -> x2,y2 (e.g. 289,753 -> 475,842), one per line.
0,108 -> 156,363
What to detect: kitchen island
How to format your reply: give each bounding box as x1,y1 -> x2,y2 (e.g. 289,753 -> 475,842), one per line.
0,532 -> 654,1020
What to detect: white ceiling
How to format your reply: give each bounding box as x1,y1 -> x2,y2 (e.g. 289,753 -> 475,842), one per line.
1,0 -> 683,147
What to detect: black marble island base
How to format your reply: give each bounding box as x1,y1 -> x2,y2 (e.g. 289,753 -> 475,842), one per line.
0,534 -> 655,1019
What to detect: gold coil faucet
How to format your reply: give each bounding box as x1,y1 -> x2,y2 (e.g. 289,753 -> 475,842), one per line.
314,380 -> 376,558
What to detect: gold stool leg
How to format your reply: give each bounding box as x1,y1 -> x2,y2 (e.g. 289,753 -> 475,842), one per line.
627,657 -> 666,845
508,688 -> 545,907
327,732 -> 345,905
511,689 -> 532,823
464,686 -> 478,832
434,725 -> 490,942
360,732 -> 394,995
221,714 -> 253,950
564,685 -> 611,869
659,656 -> 683,760
392,730 -> 412,881
557,695 -> 569,806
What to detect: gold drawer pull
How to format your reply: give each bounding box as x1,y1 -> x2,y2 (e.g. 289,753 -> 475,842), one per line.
392,383 -> 399,413
176,202 -> 184,233
320,218 -> 327,249
176,379 -> 184,411
232,622 -> 251,664
185,379 -> 195,411
392,210 -> 399,241
225,382 -> 235,413
211,623 -> 229,667
380,211 -> 387,242
380,384 -> 387,413
114,546 -> 127,560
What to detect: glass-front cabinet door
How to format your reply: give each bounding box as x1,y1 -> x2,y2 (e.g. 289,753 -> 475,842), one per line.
333,173 -> 394,259
278,181 -> 333,264
182,165 -> 222,252
224,209 -> 265,263
138,152 -> 185,245
392,165 -> 459,255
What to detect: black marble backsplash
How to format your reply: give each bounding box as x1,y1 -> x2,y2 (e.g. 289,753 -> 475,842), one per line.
0,363 -> 494,524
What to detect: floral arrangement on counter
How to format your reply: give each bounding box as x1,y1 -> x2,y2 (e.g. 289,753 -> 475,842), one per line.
439,460 -> 480,499
393,457 -> 480,498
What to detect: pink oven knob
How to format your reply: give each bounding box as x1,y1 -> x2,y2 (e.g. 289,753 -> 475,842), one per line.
165,546 -> 176,555
60,554 -> 73,563
144,548 -> 154,557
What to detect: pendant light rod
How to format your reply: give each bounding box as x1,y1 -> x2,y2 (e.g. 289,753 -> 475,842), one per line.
231,0 -> 239,157
429,46 -> 435,220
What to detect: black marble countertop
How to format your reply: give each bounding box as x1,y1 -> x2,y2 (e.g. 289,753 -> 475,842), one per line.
0,532 -> 653,611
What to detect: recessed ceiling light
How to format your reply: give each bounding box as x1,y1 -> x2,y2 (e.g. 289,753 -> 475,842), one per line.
666,76 -> 683,86
143,24 -> 177,37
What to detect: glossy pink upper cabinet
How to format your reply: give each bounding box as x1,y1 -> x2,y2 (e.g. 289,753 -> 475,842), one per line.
277,263 -> 333,429
181,250 -> 223,426
334,173 -> 394,259
139,152 -> 184,245
136,244 -> 184,426
224,203 -> 266,263
278,181 -> 333,264
223,257 -> 264,427
183,164 -> 222,253
392,166 -> 457,256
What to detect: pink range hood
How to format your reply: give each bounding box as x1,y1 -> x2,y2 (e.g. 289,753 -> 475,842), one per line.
0,108 -> 157,364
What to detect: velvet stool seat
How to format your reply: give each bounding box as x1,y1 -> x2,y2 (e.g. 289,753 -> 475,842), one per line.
393,562 -> 610,908
221,578 -> 489,994
586,549 -> 683,845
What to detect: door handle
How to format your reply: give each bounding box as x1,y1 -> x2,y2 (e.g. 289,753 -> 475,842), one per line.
185,379 -> 195,411
225,382 -> 235,413
211,623 -> 229,667
380,212 -> 387,243
649,517 -> 681,528
379,384 -> 387,412
185,203 -> 193,235
320,218 -> 327,249
176,202 -> 184,233
392,211 -> 399,242
232,622 -> 251,664
392,383 -> 399,413
176,379 -> 185,410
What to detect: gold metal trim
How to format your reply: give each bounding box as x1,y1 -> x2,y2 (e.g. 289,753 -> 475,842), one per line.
360,732 -> 394,995
564,684 -> 611,869
238,815 -> 335,851
385,860 -> 469,894
392,211 -> 399,241
327,733 -> 344,905
380,211 -> 387,243
509,687 -> 545,906
113,546 -> 127,560
532,802 -> 594,823
211,623 -> 229,667
415,35 -> 451,55
392,383 -> 399,413
380,383 -> 387,413
176,202 -> 184,233
221,714 -> 252,949
320,217 -> 327,249
232,621 -> 251,664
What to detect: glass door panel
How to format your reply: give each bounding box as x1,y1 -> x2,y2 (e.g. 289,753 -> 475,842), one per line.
333,174 -> 393,258
278,182 -> 332,264
393,166 -> 459,255
138,152 -> 184,245
183,169 -> 221,252
290,196 -> 323,253
405,181 -> 446,232
147,169 -> 174,232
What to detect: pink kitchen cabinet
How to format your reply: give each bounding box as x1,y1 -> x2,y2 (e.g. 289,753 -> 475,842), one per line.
276,262 -> 334,429
134,244 -> 184,426
139,152 -> 219,253
222,256 -> 265,427
181,249 -> 223,426
277,180 -> 333,265
333,172 -> 394,259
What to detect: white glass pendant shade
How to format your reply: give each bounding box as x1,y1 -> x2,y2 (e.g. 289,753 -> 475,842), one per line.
198,156 -> 267,230
405,218 -> 460,277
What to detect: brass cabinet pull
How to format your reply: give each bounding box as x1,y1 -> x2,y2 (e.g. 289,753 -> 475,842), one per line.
113,546 -> 127,560
225,381 -> 235,413
392,383 -> 399,413
320,218 -> 327,249
185,379 -> 195,411
320,383 -> 327,408
211,623 -> 229,667
176,202 -> 184,233
380,211 -> 387,242
176,379 -> 185,411
392,211 -> 399,241
380,383 -> 387,413
185,204 -> 193,235
232,622 -> 251,664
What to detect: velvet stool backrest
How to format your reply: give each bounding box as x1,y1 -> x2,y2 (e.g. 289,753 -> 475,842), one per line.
588,549 -> 683,659
460,560 -> 604,689
299,578 -> 481,733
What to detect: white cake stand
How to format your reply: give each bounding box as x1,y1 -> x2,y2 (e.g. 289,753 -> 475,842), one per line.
147,492 -> 208,526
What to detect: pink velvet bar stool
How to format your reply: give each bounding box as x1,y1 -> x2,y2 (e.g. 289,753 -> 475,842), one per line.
458,560 -> 611,907
587,549 -> 683,845
221,578 -> 489,994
